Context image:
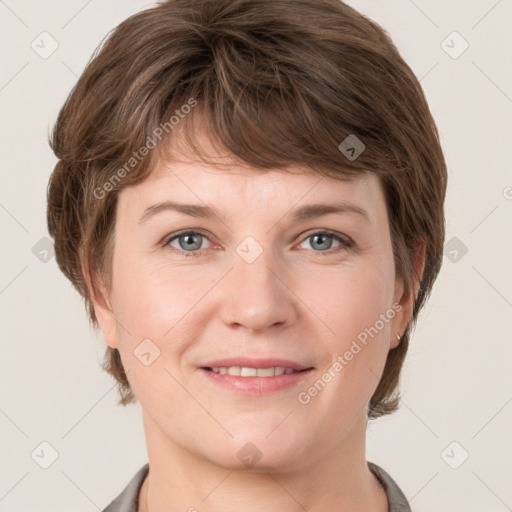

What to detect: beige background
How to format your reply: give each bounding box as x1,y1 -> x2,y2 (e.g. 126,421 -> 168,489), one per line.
1,1 -> 511,510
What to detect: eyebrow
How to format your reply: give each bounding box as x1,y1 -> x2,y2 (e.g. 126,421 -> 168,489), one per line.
138,200 -> 370,224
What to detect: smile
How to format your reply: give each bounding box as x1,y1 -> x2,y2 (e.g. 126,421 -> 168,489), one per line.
205,366 -> 301,377
200,365 -> 313,394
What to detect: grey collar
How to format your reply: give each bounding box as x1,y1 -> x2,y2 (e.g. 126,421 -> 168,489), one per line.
102,461 -> 411,511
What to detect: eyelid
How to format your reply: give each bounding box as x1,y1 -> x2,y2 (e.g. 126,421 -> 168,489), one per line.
161,228 -> 354,252
295,229 -> 353,253
297,228 -> 352,244
161,228 -> 354,255
162,228 -> 216,248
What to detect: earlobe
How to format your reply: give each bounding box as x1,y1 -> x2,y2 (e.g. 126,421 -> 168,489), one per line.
391,332 -> 401,350
391,237 -> 426,349
82,259 -> 118,349
413,238 -> 426,298
390,278 -> 410,349
92,281 -> 118,349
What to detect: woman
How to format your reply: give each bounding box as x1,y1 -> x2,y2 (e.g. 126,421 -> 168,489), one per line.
46,0 -> 447,510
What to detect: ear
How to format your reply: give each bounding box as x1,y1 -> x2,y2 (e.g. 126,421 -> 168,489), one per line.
81,258 -> 118,349
390,237 -> 426,349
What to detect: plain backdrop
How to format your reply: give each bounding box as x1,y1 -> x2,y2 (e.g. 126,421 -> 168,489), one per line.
1,1 -> 511,511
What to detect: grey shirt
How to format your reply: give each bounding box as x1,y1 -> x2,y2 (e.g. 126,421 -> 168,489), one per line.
102,461 -> 411,512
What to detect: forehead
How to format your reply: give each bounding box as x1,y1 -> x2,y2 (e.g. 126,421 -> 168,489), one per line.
119,112 -> 386,217
117,121 -> 387,223
143,120 -> 381,202
117,159 -> 388,234
149,132 -> 376,183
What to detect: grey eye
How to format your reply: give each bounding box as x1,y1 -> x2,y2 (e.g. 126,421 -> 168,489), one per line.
167,231 -> 209,252
182,233 -> 202,250
297,231 -> 351,253
308,233 -> 335,251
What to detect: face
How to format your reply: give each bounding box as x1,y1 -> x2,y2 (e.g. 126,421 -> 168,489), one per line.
93,150 -> 416,473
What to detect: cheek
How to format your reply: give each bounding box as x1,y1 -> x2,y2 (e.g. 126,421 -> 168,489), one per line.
307,256 -> 395,391
305,256 -> 394,338
109,255 -> 216,389
111,251 -> 206,336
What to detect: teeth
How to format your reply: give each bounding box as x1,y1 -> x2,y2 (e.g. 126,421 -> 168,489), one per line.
240,367 -> 257,377
257,367 -> 275,377
209,366 -> 298,377
227,367 -> 241,376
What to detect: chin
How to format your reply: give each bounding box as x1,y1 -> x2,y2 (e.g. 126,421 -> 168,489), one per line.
202,432 -> 307,473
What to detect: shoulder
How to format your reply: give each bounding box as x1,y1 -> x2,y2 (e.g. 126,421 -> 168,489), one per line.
368,461 -> 411,512
102,463 -> 149,512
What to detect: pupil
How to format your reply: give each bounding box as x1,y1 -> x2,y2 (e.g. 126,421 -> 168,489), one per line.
313,234 -> 331,250
182,234 -> 200,250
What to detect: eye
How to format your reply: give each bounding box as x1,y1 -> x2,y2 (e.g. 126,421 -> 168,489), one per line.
163,230 -> 213,256
297,230 -> 353,254
162,229 -> 353,257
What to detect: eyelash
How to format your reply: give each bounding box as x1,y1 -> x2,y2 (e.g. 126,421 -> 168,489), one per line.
161,229 -> 354,257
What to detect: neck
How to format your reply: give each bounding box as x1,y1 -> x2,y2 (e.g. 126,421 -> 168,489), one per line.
139,411 -> 388,512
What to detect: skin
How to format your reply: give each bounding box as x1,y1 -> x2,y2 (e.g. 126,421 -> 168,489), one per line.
91,140 -> 425,512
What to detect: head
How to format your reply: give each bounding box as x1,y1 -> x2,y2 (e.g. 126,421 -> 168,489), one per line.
47,0 -> 446,467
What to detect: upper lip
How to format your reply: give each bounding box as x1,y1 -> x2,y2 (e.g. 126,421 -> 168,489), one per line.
200,358 -> 312,371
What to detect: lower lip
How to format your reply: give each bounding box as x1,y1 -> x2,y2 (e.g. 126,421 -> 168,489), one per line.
199,368 -> 313,394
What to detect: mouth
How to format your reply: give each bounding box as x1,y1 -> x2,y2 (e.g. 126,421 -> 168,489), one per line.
202,366 -> 309,377
198,358 -> 314,394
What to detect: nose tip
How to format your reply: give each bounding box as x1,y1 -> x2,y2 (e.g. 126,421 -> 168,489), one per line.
221,256 -> 297,332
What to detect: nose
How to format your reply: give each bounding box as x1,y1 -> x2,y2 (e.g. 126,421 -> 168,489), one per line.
220,248 -> 298,333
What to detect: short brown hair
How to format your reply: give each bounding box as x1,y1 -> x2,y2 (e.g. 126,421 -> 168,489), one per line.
47,0 -> 447,418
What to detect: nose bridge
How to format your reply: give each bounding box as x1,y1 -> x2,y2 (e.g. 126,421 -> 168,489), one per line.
221,239 -> 295,331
